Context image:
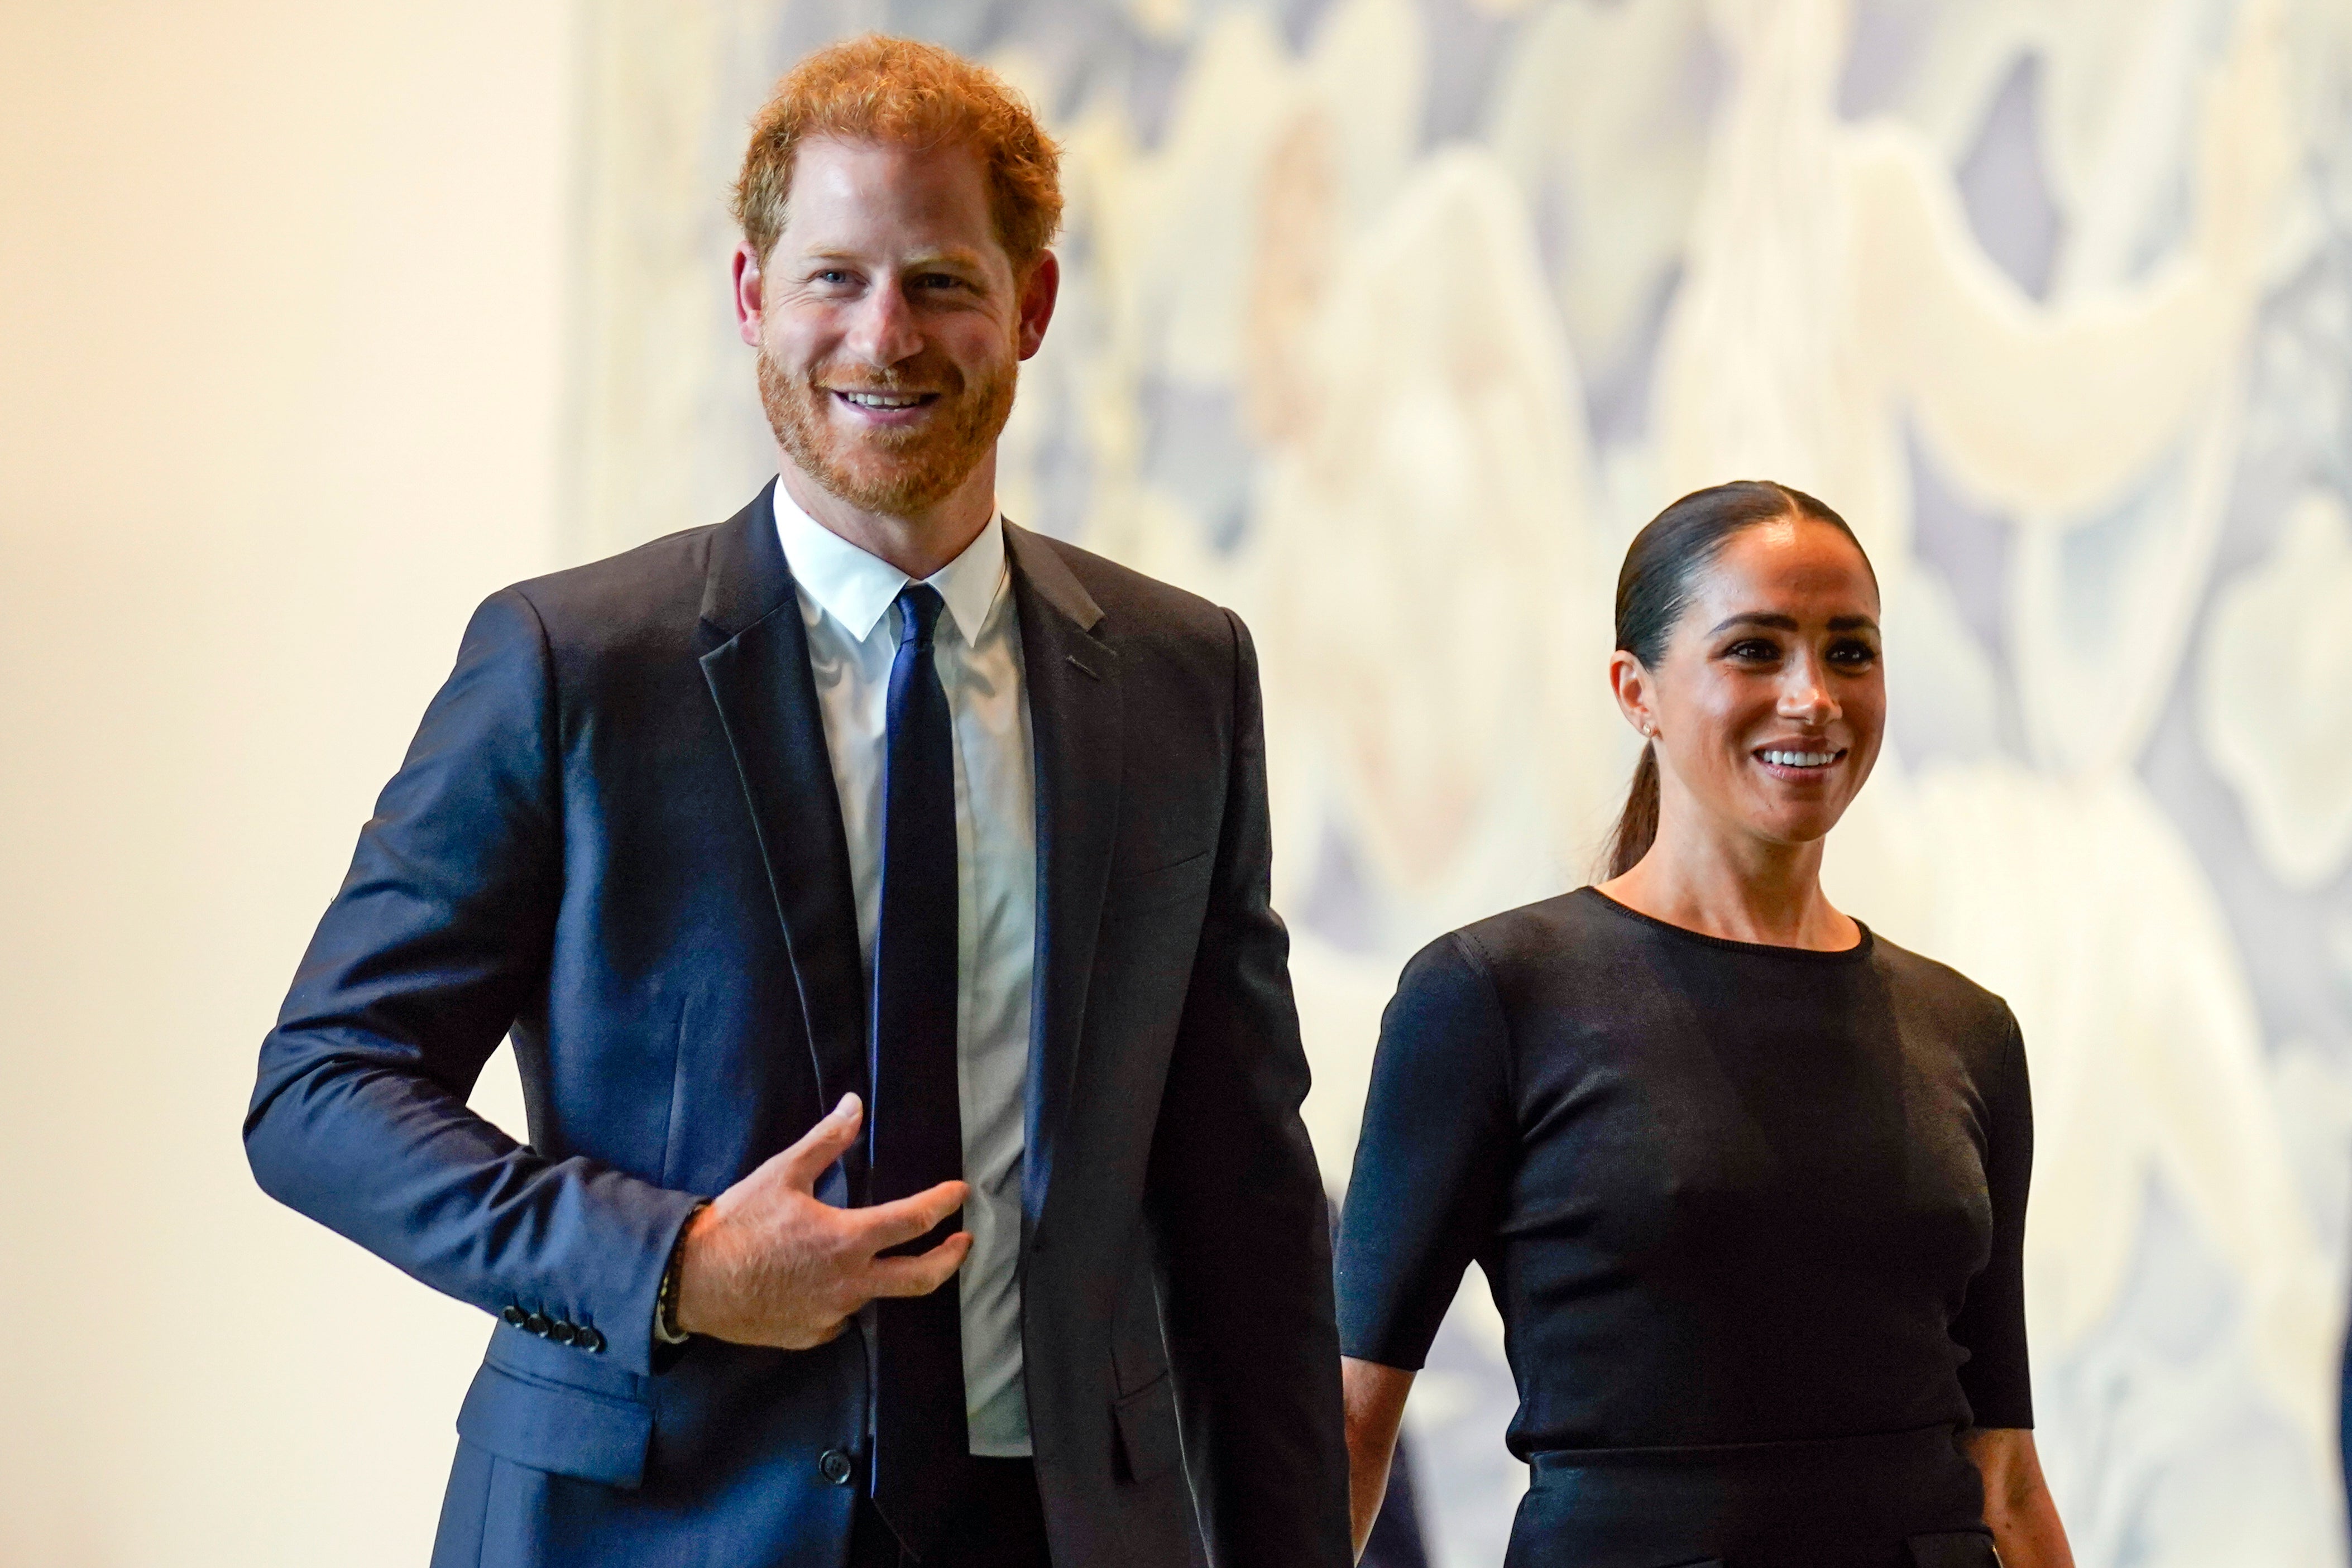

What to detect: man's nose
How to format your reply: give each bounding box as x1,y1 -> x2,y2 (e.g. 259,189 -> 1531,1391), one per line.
842,282 -> 923,369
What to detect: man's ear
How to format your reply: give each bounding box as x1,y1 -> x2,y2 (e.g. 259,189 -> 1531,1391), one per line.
733,242 -> 765,347
1015,250 -> 1061,360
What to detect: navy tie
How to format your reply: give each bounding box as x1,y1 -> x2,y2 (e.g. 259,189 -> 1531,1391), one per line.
868,583 -> 971,1554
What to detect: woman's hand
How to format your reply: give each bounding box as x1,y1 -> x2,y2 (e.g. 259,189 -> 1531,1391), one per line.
1962,1427 -> 2073,1567
1342,1356 -> 1416,1562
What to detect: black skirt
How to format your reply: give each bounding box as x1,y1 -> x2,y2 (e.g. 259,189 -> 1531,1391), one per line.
1505,1425 -> 1999,1568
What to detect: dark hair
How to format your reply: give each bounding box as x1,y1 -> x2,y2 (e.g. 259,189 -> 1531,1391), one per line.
1598,480 -> 1874,879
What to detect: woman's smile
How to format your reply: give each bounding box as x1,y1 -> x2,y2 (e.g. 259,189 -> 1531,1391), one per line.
1751,740 -> 1850,781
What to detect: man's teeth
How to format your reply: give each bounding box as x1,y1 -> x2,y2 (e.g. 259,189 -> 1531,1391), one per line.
1760,749 -> 1838,768
841,391 -> 923,409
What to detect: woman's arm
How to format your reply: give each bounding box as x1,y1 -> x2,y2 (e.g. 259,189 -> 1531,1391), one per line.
1342,1357 -> 1416,1562
1961,1427 -> 2073,1568
1334,935 -> 1513,1557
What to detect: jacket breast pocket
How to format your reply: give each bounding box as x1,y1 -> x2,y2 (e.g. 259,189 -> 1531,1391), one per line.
1112,1373 -> 1184,1485
455,1360 -> 653,1489
1106,848 -> 1214,922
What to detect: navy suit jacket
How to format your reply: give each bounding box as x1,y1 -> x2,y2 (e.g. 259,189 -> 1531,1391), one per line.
245,486 -> 1350,1568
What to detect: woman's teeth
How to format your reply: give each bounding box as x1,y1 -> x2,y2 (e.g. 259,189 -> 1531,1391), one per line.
1760,749 -> 1840,768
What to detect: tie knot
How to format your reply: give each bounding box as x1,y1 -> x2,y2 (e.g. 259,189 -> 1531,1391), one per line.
895,584 -> 946,650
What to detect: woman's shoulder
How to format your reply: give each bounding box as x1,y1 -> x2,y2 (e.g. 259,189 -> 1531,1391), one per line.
1864,929 -> 2020,1042
1377,895 -> 1622,1086
1409,888 -> 1632,993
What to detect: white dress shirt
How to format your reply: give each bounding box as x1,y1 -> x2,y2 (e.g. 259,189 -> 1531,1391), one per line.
774,485 -> 1037,1457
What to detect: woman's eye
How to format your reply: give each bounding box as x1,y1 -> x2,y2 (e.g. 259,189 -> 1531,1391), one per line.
1828,639 -> 1878,667
1725,639 -> 1779,661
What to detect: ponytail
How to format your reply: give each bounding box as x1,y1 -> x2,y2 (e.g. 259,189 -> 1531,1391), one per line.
1602,743 -> 1660,879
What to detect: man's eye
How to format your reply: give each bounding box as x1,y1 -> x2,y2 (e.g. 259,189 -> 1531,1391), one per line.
813,270 -> 852,286
916,273 -> 964,290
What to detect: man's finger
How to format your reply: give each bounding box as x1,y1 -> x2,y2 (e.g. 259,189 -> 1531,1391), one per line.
862,1232 -> 973,1299
774,1094 -> 864,1192
853,1179 -> 969,1252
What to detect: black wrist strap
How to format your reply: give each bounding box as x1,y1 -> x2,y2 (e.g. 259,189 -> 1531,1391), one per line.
654,1202 -> 708,1346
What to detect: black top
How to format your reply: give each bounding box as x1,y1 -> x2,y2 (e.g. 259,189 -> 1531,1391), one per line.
1336,887 -> 2033,1458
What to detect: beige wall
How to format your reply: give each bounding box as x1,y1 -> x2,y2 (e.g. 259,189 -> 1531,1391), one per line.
0,4 -> 563,1561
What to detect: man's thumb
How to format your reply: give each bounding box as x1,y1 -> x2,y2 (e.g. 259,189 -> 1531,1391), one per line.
778,1093 -> 863,1188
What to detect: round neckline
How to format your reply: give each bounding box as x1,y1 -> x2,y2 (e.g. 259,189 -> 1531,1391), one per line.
1575,885 -> 1873,960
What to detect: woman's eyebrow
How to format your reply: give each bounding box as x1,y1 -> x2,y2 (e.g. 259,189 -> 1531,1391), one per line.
1707,611 -> 1798,635
1705,611 -> 1880,635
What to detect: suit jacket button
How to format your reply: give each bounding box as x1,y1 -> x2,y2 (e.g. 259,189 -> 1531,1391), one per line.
549,1320 -> 577,1345
524,1312 -> 552,1337
576,1326 -> 605,1353
818,1449 -> 854,1487
501,1305 -> 526,1327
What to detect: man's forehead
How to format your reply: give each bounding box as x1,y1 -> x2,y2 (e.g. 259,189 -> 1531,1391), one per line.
784,135 -> 991,221
772,141 -> 1007,272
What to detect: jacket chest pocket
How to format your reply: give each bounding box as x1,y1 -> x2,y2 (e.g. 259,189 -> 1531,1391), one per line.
1104,848 -> 1214,923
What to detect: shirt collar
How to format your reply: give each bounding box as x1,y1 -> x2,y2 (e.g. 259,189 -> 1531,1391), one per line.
772,481 -> 1007,646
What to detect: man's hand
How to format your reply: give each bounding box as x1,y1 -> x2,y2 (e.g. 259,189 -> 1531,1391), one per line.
673,1094 -> 971,1349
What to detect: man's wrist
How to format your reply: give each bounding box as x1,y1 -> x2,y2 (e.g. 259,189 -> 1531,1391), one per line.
654,1201 -> 709,1345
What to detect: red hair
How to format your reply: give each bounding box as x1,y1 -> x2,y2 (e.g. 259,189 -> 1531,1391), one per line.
732,35 -> 1064,269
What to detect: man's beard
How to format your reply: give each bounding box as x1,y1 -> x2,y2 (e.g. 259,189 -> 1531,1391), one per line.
759,344 -> 1016,517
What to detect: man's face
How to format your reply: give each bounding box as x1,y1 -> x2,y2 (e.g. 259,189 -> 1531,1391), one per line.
740,135 -> 1051,519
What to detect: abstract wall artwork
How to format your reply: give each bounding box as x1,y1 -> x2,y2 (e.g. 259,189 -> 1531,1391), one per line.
573,2 -> 2352,1561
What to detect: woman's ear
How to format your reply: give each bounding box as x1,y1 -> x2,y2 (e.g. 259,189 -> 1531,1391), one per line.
1608,650 -> 1658,740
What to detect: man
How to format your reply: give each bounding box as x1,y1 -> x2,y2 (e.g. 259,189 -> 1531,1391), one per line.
245,35 -> 1348,1568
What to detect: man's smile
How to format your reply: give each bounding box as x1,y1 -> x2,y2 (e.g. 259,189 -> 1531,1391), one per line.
827,386 -> 944,425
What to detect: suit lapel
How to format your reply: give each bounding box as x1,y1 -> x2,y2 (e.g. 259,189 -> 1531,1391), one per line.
1007,523 -> 1122,1231
698,482 -> 870,1188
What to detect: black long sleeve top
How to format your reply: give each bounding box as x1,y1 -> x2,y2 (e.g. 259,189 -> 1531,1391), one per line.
1335,887 -> 2034,1459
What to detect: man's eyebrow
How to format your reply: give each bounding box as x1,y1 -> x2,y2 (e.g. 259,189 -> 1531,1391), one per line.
1705,611 -> 1880,635
789,247 -> 994,276
902,248 -> 991,272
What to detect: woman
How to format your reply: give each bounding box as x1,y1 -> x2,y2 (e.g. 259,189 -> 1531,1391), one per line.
1334,482 -> 2072,1567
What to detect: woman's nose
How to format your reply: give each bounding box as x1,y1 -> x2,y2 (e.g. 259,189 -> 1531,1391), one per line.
1778,660 -> 1838,724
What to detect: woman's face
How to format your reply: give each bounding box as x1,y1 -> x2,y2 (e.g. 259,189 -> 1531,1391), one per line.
1615,516 -> 1885,850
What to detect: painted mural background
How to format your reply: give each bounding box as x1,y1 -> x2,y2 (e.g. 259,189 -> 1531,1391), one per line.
571,1 -> 2352,1561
